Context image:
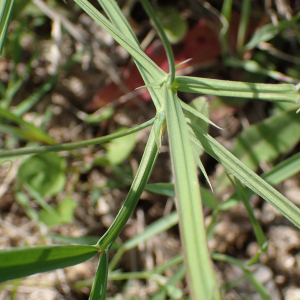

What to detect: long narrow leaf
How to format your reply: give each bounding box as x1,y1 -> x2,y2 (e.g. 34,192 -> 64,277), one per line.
0,245 -> 99,282
94,0 -> 166,109
73,0 -> 165,82
164,85 -> 220,300
0,0 -> 14,54
188,121 -> 300,229
174,76 -> 299,103
89,252 -> 109,300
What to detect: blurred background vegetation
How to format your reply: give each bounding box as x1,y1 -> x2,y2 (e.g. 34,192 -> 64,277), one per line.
1,0 -> 300,299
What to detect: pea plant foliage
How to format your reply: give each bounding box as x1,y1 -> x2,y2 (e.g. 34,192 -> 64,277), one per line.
1,0 -> 300,299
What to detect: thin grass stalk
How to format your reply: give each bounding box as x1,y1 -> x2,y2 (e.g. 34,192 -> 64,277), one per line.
0,119 -> 154,159
140,0 -> 175,84
98,126 -> 159,250
236,0 -> 252,52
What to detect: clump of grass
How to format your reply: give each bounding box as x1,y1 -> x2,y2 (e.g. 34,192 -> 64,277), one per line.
1,0 -> 300,299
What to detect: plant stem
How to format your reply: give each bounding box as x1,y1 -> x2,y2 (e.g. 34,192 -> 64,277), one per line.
140,0 -> 175,85
98,126 -> 159,250
0,118 -> 154,158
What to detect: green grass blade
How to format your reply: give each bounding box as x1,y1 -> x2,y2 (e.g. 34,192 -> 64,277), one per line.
188,121 -> 300,229
164,85 -> 220,300
233,178 -> 267,249
12,75 -> 58,117
225,57 -> 298,83
90,0 -> 166,109
181,100 -> 221,129
0,107 -> 55,144
124,211 -> 178,250
97,0 -> 140,46
174,76 -> 299,103
211,253 -> 271,300
0,118 -> 154,158
98,126 -> 159,250
236,0 -> 251,52
217,109 -> 300,191
0,245 -> 99,283
219,151 -> 300,211
73,0 -> 165,82
89,252 -> 109,300
109,211 -> 179,271
220,0 -> 232,57
0,0 -> 14,55
244,12 -> 300,51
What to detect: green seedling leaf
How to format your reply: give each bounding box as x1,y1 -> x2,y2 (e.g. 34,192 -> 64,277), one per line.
145,182 -> 218,209
174,76 -> 299,103
89,252 -> 109,300
0,0 -> 14,55
244,12 -> 300,51
217,109 -> 300,192
18,152 -> 66,196
105,128 -> 136,165
0,244 -> 99,283
38,198 -> 78,226
157,6 -> 188,44
14,191 -> 38,221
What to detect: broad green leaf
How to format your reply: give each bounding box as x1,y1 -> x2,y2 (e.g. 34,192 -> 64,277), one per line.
157,6 -> 188,44
89,252 -> 109,300
105,128 -> 136,165
38,198 -> 78,226
188,121 -> 300,229
164,85 -> 220,300
0,245 -> 99,283
18,152 -> 66,196
174,76 -> 299,103
0,0 -> 14,55
244,12 -> 300,51
217,109 -> 300,191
